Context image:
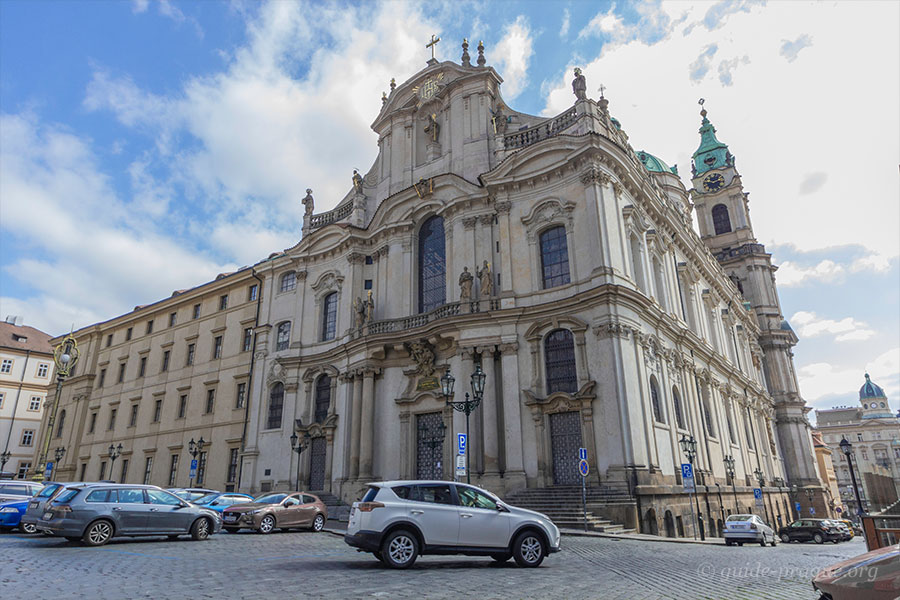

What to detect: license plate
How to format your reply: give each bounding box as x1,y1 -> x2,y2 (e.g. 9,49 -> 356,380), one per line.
43,512 -> 52,520
224,515 -> 237,522
29,502 -> 38,509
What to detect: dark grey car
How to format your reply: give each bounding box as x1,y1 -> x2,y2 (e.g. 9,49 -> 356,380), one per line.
35,483 -> 222,546
21,482 -> 81,530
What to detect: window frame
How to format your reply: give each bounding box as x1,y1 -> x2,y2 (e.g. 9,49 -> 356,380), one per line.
417,215 -> 447,314
321,293 -> 338,341
279,271 -> 297,293
267,383 -> 285,430
538,225 -> 572,289
275,321 -> 291,352
712,203 -> 732,235
544,329 -> 578,395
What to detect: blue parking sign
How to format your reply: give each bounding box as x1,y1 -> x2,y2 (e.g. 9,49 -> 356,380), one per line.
579,448 -> 587,460
457,433 -> 467,455
44,462 -> 53,478
681,463 -> 693,480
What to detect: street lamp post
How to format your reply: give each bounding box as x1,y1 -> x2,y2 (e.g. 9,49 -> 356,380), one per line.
50,447 -> 66,481
680,434 -> 703,541
773,477 -> 785,527
33,334 -> 79,481
441,365 -> 485,484
0,451 -> 11,475
804,487 -> 814,517
723,454 -> 738,512
290,421 -> 311,492
789,484 -> 801,520
107,444 -> 122,481
839,439 -> 865,519
417,419 -> 447,479
188,437 -> 206,487
754,467 -> 771,525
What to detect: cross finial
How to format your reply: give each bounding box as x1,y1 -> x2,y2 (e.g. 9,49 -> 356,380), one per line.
426,34 -> 441,59
599,84 -> 606,98
698,97 -> 707,118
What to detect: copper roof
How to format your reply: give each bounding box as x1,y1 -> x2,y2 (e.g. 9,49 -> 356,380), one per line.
0,321 -> 54,355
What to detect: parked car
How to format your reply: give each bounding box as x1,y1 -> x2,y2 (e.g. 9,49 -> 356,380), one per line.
344,480 -> 561,569
167,488 -> 218,502
826,520 -> 853,541
0,498 -> 36,533
812,543 -> 900,599
0,480 -> 43,503
222,492 -> 327,534
35,483 -> 221,546
838,519 -> 859,537
723,514 -> 776,547
192,492 -> 254,513
21,482 -> 84,531
778,519 -> 843,544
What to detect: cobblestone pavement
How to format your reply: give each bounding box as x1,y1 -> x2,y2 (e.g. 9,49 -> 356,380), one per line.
0,528 -> 866,599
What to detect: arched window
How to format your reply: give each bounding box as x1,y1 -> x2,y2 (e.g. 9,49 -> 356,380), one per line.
652,256 -> 667,311
704,398 -> 716,438
544,329 -> 577,394
315,375 -> 331,424
279,271 -> 297,292
321,292 -> 337,341
630,235 -> 646,292
56,409 -> 66,438
275,321 -> 291,351
712,204 -> 732,235
672,387 -> 685,429
539,226 -> 570,289
650,377 -> 664,423
418,216 -> 446,313
267,383 -> 284,430
744,407 -> 754,449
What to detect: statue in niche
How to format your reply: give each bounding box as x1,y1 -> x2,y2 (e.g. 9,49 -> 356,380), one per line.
301,189 -> 314,217
490,105 -> 509,134
477,260 -> 493,297
424,113 -> 440,142
407,340 -> 436,377
365,290 -> 374,323
354,297 -> 365,329
572,67 -> 587,101
458,266 -> 474,301
352,169 -> 364,193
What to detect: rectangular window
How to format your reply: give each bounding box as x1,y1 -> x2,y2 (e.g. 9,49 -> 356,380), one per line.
28,396 -> 41,411
186,344 -> 195,366
106,334 -> 113,347
0,392 -> 4,409
365,255 -> 373,265
126,327 -> 133,341
143,456 -> 153,485
98,368 -> 106,388
219,295 -> 228,311
205,389 -> 215,414
129,404 -> 139,427
0,359 -> 12,374
213,335 -> 223,359
169,312 -> 177,327
161,350 -> 170,372
857,433 -> 863,441
242,328 -> 253,352
120,458 -> 129,483
36,363 -> 49,377
88,412 -> 98,433
364,279 -> 373,290
235,382 -> 246,409
177,395 -> 187,419
197,451 -> 208,485
227,448 -> 239,483
146,320 -> 154,335
117,362 -> 126,383
168,454 -> 179,487
248,284 -> 258,301
153,399 -> 162,423
79,463 -> 87,481
16,462 -> 31,479
108,408 -> 117,431
139,356 -> 147,377
20,429 -> 34,446
99,461 -> 107,480
192,304 -> 201,320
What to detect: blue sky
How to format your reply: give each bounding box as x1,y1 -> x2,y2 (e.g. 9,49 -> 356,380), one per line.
1,0 -> 898,420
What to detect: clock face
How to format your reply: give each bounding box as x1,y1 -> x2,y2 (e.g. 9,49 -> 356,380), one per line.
702,173 -> 725,192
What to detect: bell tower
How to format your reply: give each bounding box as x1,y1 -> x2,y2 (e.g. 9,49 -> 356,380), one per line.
690,102 -> 824,491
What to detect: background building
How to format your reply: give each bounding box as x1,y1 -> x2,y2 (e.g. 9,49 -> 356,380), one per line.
0,317 -> 54,479
811,430 -> 841,518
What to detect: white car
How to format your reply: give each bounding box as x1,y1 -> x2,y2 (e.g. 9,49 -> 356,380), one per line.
344,480 -> 561,568
724,513 -> 776,547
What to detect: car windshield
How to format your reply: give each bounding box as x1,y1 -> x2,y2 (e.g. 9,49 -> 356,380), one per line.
727,515 -> 753,521
54,489 -> 81,503
37,484 -> 62,498
193,494 -> 219,505
255,493 -> 287,504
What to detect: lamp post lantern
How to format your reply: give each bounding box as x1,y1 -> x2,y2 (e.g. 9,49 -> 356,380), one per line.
188,437 -> 206,487
840,438 -> 865,519
0,450 -> 11,475
290,420 -> 311,492
33,334 -> 79,481
50,446 -> 66,480
442,365 -> 484,484
723,454 -> 738,511
107,444 -> 122,481
679,434 -> 703,540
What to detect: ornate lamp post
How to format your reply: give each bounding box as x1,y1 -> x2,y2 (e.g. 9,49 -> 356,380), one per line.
753,467 -> 771,525
679,434 -> 703,540
839,438 -> 865,519
0,450 -> 11,475
789,484 -> 801,520
290,421 -> 311,492
188,437 -> 206,487
33,334 -> 79,481
107,444 -> 122,481
723,454 -> 738,511
773,476 -> 785,527
418,419 -> 447,479
441,365 -> 485,484
50,447 -> 66,480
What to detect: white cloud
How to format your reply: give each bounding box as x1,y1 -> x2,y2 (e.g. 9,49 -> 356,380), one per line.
800,347 -> 900,408
560,8 -> 570,38
780,34 -> 812,62
775,252 -> 893,286
493,16 -> 534,100
790,311 -> 875,342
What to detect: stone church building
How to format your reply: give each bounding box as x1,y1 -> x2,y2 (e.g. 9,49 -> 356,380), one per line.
41,43 -> 824,536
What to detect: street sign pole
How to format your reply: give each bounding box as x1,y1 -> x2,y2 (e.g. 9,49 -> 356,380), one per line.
578,449 -> 589,532
682,463 -> 698,540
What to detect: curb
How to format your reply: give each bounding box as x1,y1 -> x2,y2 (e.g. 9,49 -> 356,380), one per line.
560,529 -> 724,546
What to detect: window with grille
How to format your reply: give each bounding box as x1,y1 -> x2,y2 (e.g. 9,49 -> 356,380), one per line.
712,204 -> 732,235
21,429 -> 34,446
0,359 -> 11,374
539,226 -> 571,289
37,363 -> 49,377
267,383 -> 284,430
650,377 -> 664,423
418,216 -> 446,313
544,329 -> 577,394
143,457 -> 153,484
321,293 -> 337,341
227,448 -> 239,483
280,271 -> 297,292
28,396 -> 41,411
672,387 -> 685,429
315,376 -> 331,423
276,322 -> 291,351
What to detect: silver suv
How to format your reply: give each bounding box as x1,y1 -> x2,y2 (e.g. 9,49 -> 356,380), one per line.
344,481 -> 560,568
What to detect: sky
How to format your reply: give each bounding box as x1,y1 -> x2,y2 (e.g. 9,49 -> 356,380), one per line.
1,0 -> 898,421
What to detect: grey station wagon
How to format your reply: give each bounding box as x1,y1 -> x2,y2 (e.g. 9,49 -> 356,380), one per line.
35,483 -> 222,546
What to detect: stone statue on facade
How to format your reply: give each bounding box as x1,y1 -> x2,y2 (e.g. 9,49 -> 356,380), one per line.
572,67 -> 587,101
365,290 -> 374,323
407,340 -> 436,377
354,297 -> 365,329
477,260 -> 493,297
352,169 -> 364,193
458,266 -> 473,301
301,188 -> 314,217
424,113 -> 440,142
490,105 -> 508,134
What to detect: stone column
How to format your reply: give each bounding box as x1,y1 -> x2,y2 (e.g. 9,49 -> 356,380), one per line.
499,342 -> 526,487
495,201 -> 513,293
349,373 -> 362,480
458,348 -> 476,474
478,345 -> 500,478
358,368 -> 377,479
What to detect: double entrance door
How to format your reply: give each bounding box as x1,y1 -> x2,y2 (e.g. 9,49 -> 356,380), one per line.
550,411 -> 583,485
307,437 -> 326,491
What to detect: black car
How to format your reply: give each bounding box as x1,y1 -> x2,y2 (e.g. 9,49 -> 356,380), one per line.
777,519 -> 843,544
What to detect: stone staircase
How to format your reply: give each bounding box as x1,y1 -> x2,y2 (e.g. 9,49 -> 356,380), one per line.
313,491 -> 351,521
503,485 -> 637,533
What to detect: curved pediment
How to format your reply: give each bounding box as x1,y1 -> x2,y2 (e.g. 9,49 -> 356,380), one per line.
365,173 -> 485,232
294,224 -> 351,255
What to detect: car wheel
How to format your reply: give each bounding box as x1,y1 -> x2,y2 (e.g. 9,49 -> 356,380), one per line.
224,527 -> 240,534
813,533 -> 824,544
21,523 -> 37,534
832,539 -> 840,544
780,533 -> 791,543
82,520 -> 114,546
311,514 -> 325,532
738,542 -> 743,546
381,529 -> 419,569
759,537 -> 766,547
513,531 -> 546,568
491,552 -> 512,562
770,538 -> 777,547
191,518 -> 211,541
257,515 -> 276,534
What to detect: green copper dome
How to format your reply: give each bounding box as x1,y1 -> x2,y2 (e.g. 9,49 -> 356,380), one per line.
691,107 -> 734,176
860,373 -> 887,399
638,150 -> 678,175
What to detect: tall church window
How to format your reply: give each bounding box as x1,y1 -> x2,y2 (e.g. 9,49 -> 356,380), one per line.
652,256 -> 668,311
672,387 -> 685,429
418,216 -> 446,313
275,321 -> 291,351
630,235 -> 646,292
712,204 -> 732,235
539,226 -> 570,289
321,292 -> 338,341
56,409 -> 66,438
544,329 -> 577,394
267,383 -> 284,430
314,375 -> 331,424
650,377 -> 664,423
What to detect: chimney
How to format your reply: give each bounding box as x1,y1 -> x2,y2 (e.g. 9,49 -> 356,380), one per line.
4,315 -> 23,326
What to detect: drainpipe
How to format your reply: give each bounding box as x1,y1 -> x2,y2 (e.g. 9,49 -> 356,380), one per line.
237,269 -> 264,491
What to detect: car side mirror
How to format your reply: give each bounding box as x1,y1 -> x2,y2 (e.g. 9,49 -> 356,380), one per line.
497,503 -> 509,513
211,501 -> 219,506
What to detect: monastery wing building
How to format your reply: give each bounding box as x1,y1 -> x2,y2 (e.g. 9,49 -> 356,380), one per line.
42,43 -> 825,536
